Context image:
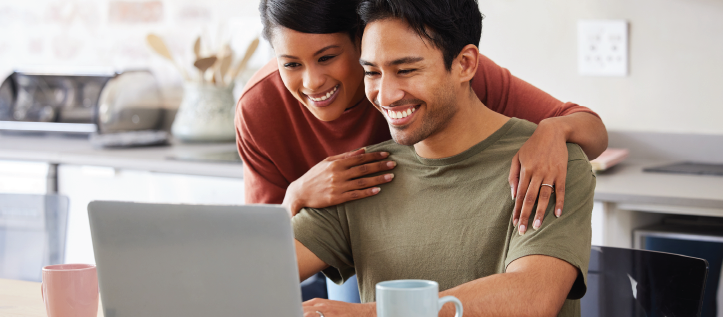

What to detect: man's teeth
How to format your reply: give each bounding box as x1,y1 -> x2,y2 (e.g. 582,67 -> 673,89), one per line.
388,107 -> 415,119
309,86 -> 338,102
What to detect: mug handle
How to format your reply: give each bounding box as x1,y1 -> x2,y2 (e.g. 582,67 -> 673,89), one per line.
40,283 -> 44,301
438,295 -> 463,317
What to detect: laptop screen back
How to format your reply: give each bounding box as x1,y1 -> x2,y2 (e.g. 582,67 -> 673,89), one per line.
88,201 -> 303,317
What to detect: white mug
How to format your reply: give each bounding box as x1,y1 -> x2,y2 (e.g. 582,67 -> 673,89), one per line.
376,280 -> 463,317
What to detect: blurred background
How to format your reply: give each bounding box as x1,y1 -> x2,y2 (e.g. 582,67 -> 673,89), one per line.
0,0 -> 721,133
1,0 -> 723,316
0,0 -> 273,108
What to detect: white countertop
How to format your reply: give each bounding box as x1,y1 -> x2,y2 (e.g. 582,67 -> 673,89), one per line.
0,133 -> 243,178
595,159 -> 723,210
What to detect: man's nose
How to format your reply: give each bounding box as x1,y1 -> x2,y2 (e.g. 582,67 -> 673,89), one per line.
302,66 -> 325,91
376,75 -> 405,108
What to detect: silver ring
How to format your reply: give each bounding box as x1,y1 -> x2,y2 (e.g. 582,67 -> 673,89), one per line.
541,183 -> 554,190
316,311 -> 325,317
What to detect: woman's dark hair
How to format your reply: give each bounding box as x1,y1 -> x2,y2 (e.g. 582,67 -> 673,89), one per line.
358,0 -> 483,70
259,0 -> 362,44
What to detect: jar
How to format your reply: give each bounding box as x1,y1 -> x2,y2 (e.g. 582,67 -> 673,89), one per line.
171,83 -> 235,142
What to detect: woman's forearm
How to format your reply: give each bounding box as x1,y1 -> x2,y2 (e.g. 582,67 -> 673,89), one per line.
540,112 -> 608,160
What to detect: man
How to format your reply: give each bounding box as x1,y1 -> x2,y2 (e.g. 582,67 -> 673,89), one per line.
292,0 -> 595,316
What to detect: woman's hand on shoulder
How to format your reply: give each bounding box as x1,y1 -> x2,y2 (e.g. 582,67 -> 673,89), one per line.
283,148 -> 396,216
509,120 -> 568,235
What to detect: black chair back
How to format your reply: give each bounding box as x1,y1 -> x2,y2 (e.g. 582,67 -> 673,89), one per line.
582,246 -> 708,317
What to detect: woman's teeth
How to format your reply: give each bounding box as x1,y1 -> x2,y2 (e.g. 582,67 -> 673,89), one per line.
308,85 -> 338,102
387,107 -> 415,119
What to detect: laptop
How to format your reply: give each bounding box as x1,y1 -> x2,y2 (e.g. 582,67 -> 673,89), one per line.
88,201 -> 303,317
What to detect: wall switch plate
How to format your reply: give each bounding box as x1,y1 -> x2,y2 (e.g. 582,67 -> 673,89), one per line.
578,20 -> 629,76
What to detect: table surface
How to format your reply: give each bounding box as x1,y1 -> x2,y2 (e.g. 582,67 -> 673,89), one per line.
0,278 -> 103,317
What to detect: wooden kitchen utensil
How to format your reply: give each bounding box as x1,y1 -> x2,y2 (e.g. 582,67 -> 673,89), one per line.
228,38 -> 259,82
194,56 -> 218,82
218,54 -> 233,86
146,34 -> 190,80
193,36 -> 201,60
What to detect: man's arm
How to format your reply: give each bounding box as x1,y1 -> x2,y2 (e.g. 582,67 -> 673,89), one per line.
301,254 -> 578,317
438,255 -> 578,317
295,239 -> 329,281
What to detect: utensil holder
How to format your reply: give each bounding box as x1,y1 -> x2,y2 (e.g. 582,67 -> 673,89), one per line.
172,82 -> 235,142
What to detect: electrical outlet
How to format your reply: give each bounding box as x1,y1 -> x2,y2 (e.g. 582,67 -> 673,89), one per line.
578,20 -> 628,76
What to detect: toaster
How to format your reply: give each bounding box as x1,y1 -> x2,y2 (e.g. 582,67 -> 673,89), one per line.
0,70 -> 164,134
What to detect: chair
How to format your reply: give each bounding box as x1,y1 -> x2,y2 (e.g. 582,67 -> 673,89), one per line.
0,193 -> 69,282
581,245 -> 708,317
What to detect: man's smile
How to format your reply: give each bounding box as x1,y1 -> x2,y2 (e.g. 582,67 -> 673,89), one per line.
381,104 -> 421,126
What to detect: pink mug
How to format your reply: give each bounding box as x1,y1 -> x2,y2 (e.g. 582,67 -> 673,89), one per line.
41,264 -> 99,317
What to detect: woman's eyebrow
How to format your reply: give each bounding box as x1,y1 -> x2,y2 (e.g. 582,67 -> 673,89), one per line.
314,45 -> 341,56
279,45 -> 341,60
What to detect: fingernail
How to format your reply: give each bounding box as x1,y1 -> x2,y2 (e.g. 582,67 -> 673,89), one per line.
555,209 -> 562,218
384,173 -> 394,181
372,187 -> 381,194
533,219 -> 541,230
511,187 -> 515,200
361,147 -> 367,152
386,161 -> 396,168
519,225 -> 526,235
381,152 -> 389,157
513,218 -> 518,227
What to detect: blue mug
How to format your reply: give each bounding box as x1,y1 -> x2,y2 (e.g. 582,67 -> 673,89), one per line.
376,280 -> 463,317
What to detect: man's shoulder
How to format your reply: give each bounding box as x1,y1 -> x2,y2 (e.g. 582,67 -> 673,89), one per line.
503,118 -> 591,164
365,139 -> 410,155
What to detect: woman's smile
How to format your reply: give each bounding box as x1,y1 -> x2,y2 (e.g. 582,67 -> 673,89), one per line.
305,84 -> 340,107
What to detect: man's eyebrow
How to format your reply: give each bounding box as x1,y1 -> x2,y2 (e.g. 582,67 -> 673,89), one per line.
279,45 -> 341,59
389,56 -> 424,66
359,56 -> 424,67
359,59 -> 376,67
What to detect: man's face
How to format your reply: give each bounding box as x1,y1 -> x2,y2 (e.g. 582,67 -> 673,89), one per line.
360,18 -> 459,146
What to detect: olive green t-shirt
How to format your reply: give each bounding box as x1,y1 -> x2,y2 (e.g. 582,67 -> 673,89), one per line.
292,118 -> 595,316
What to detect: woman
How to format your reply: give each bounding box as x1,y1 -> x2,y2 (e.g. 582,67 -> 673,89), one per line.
235,0 -> 607,301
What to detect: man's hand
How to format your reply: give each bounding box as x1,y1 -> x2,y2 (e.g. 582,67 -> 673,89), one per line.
302,298 -> 376,317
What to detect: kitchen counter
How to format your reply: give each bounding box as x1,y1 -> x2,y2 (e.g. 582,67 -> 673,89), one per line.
2,132 -> 723,206
0,133 -> 243,178
595,159 -> 723,212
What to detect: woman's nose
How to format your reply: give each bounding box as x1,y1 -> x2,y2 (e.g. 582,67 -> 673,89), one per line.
302,66 -> 325,91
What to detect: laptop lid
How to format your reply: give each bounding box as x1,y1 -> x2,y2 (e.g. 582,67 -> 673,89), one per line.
88,201 -> 303,317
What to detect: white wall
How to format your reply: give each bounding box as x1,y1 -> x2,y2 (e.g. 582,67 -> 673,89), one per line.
477,0 -> 723,135
2,0 -> 721,134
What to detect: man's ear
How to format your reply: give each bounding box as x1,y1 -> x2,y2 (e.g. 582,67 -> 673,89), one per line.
455,44 -> 480,83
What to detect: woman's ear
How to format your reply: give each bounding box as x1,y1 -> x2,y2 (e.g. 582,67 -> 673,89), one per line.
455,44 -> 479,83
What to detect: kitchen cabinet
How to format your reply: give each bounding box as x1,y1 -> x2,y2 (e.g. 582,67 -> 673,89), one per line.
58,164 -> 244,264
0,160 -> 54,194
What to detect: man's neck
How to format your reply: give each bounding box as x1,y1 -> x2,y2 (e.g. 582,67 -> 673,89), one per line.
413,90 -> 509,159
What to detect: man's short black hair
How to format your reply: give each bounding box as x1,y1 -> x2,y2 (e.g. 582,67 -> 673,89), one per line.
358,0 -> 483,70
